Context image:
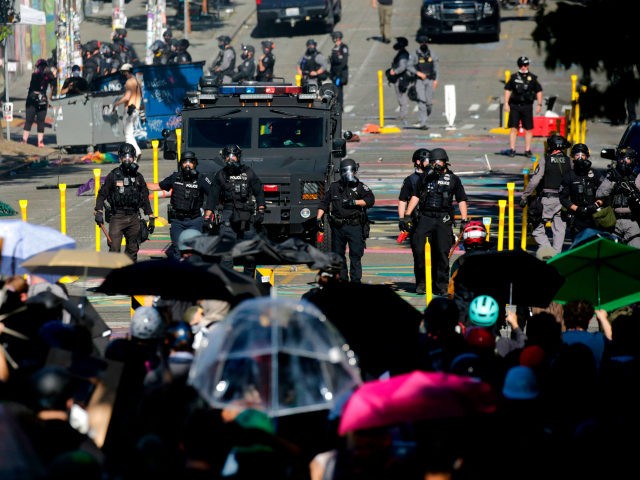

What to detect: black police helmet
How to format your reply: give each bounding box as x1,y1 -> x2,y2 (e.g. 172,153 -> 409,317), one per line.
163,28 -> 172,39
339,157 -> 358,172
118,142 -> 137,158
221,144 -> 242,162
29,366 -> 76,412
178,39 -> 190,49
547,134 -> 571,152
242,44 -> 255,53
217,35 -> 231,45
429,147 -> 450,164
393,37 -> 409,49
517,56 -> 530,68
412,148 -> 431,163
151,40 -> 165,54
331,31 -> 343,40
181,151 -> 198,166
618,147 -> 638,162
306,39 -> 317,47
417,35 -> 429,44
570,143 -> 590,157
261,40 -> 274,49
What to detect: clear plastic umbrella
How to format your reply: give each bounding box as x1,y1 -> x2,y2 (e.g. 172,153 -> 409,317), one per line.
188,297 -> 362,417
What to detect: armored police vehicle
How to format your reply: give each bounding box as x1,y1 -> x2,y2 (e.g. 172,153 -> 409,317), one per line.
163,79 -> 349,250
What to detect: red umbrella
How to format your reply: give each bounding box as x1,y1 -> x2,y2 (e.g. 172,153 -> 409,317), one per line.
338,370 -> 497,435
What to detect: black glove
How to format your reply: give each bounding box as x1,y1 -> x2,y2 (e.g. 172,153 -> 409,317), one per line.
519,197 -> 528,208
94,211 -> 104,225
585,204 -> 599,215
342,198 -> 357,208
147,217 -> 155,235
578,204 -> 598,216
401,216 -> 413,232
317,218 -> 324,232
203,214 -> 215,232
255,211 -> 265,226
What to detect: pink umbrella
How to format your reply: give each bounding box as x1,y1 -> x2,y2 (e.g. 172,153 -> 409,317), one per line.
338,370 -> 497,435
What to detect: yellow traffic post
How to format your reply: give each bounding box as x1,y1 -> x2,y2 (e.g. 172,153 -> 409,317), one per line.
295,74 -> 302,87
94,168 -> 102,251
507,182 -> 515,250
59,184 -> 67,235
19,200 -> 28,221
151,140 -> 168,227
424,237 -> 432,306
377,70 -> 401,134
521,168 -> 530,250
490,70 -> 511,135
256,267 -> 275,287
482,216 -> 492,241
497,200 -> 506,251
176,128 -> 182,162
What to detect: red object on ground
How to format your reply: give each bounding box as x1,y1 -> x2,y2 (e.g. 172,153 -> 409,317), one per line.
518,116 -> 567,137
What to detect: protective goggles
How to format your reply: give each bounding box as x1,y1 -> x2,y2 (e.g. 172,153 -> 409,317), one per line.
121,154 -> 135,161
340,165 -> 356,174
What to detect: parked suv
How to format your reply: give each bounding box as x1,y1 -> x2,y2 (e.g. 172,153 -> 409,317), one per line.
419,0 -> 501,42
256,0 -> 342,31
601,120 -> 640,161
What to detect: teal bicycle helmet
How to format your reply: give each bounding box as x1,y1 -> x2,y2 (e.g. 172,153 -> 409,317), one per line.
468,295 -> 499,327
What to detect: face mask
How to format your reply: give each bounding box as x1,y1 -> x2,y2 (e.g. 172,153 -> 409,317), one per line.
182,165 -> 198,179
72,71 -> 81,77
419,44 -> 428,52
241,53 -> 248,60
306,48 -> 316,56
262,48 -> 269,55
433,162 -> 445,174
340,165 -> 357,183
120,158 -> 138,174
617,160 -> 633,175
218,43 -> 225,50
573,158 -> 591,175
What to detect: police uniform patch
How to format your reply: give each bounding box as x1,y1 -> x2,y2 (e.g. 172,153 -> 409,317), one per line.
362,184 -> 371,191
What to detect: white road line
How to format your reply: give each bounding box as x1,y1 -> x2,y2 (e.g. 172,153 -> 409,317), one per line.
469,104 -> 480,111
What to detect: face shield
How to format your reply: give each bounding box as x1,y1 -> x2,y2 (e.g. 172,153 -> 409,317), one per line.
120,154 -> 138,174
340,164 -> 357,183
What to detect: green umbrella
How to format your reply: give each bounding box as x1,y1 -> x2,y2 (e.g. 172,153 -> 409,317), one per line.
548,237 -> 640,311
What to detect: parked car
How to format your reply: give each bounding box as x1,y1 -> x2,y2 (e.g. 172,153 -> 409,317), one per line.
419,0 -> 501,42
601,120 -> 640,161
256,0 -> 342,32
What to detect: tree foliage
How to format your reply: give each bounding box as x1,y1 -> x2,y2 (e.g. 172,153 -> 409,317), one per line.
533,0 -> 639,123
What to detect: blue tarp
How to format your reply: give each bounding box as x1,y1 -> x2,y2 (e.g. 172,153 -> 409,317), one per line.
93,62 -> 204,141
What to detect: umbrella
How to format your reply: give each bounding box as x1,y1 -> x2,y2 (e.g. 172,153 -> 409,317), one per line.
338,370 -> 497,435
453,249 -> 565,307
0,220 -> 76,278
96,258 -> 236,302
20,249 -> 133,278
206,263 -> 263,300
548,237 -> 640,311
303,283 -> 423,379
188,297 -> 362,417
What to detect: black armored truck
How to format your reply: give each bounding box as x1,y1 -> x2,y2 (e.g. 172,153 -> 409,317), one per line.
163,79 -> 349,250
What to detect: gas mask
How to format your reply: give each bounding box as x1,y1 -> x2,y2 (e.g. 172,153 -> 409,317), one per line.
340,165 -> 357,184
617,159 -> 634,176
306,48 -> 316,56
224,154 -> 241,174
262,48 -> 270,55
72,70 -> 81,78
573,157 -> 592,175
241,52 -> 248,60
120,155 -> 138,174
432,161 -> 446,175
419,44 -> 428,52
218,43 -> 225,50
181,164 -> 198,180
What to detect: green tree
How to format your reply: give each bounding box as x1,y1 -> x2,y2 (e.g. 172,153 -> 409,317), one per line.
533,0 -> 639,123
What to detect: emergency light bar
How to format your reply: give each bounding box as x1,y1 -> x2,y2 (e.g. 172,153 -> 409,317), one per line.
218,85 -> 302,95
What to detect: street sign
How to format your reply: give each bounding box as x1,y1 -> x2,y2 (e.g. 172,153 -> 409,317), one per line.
3,102 -> 13,122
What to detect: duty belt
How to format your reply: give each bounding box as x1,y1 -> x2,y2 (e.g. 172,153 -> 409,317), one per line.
331,216 -> 361,226
173,211 -> 201,220
541,190 -> 559,198
421,210 -> 449,218
114,209 -> 138,215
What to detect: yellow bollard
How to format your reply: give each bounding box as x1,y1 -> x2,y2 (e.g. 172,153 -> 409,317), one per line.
424,237 -> 432,306
94,168 -> 102,252
176,128 -> 182,162
521,169 -> 530,250
19,200 -> 28,221
59,184 -> 67,234
507,182 -> 515,250
378,70 -> 385,128
482,216 -> 492,241
295,74 -> 302,87
503,70 -> 511,128
497,200 -> 507,251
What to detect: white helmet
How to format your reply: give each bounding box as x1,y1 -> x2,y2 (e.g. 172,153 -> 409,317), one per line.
130,306 -> 164,339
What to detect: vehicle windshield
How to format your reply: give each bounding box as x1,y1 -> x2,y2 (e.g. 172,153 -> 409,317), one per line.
187,118 -> 252,149
258,117 -> 323,148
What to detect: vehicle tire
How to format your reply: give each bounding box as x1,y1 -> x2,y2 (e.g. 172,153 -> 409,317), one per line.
334,0 -> 342,23
324,7 -> 335,33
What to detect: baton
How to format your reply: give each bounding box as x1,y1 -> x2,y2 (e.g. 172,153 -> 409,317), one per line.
448,233 -> 462,260
99,223 -> 112,248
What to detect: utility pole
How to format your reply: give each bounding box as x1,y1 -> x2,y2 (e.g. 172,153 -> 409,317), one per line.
1,0 -> 20,140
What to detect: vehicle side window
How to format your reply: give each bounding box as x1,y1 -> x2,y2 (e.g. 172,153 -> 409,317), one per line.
258,117 -> 323,148
188,118 -> 252,149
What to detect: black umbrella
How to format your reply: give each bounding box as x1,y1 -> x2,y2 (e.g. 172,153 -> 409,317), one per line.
206,263 -> 263,300
96,258 -> 236,302
453,249 -> 565,308
303,283 -> 423,379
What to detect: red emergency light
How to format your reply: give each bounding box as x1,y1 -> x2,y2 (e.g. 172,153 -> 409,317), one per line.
263,184 -> 279,192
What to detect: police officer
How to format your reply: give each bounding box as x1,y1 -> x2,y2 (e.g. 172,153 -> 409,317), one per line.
82,40 -> 102,87
388,37 -> 411,126
596,147 -> 640,248
232,44 -> 256,82
206,145 -> 266,277
398,149 -> 430,285
94,143 -> 154,262
256,40 -> 275,82
329,31 -> 349,110
316,158 -> 376,284
296,39 -> 330,89
209,35 -> 236,84
504,56 -> 543,157
112,28 -> 140,66
150,40 -> 171,65
147,151 -> 213,260
520,134 -> 570,253
408,36 -> 438,130
405,148 -> 468,296
559,143 -> 605,242
170,39 -> 192,64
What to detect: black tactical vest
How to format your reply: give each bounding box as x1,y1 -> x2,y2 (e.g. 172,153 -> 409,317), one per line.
109,167 -> 141,213
570,171 -> 599,206
419,174 -> 453,212
415,50 -> 436,79
171,173 -> 201,213
542,154 -> 568,190
612,174 -> 635,209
